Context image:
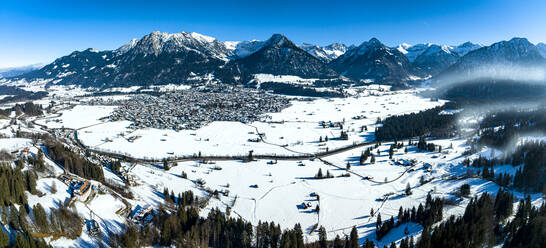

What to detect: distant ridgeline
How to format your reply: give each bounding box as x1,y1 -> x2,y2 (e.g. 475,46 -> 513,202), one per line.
1,34 -> 545,101
0,32 -> 507,90
0,85 -> 48,104
258,82 -> 346,97
438,79 -> 546,102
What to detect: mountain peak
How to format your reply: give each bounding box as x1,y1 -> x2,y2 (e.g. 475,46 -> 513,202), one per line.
331,37 -> 421,84
116,38 -> 140,55
233,34 -> 338,79
189,32 -> 217,43
507,37 -> 530,43
125,30 -> 231,59
436,37 -> 546,81
368,37 -> 382,45
487,37 -> 538,55
266,34 -> 292,47
351,37 -> 385,55
459,41 -> 476,47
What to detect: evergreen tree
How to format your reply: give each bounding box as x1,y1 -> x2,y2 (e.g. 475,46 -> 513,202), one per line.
15,233 -> 30,248
316,168 -> 323,179
349,226 -> 359,248
33,203 -> 48,233
333,235 -> 343,248
294,223 -> 304,248
360,152 -> 366,165
0,229 -> 8,248
318,226 -> 327,248
405,183 -> 412,195
9,206 -> 19,230
389,145 -> 394,159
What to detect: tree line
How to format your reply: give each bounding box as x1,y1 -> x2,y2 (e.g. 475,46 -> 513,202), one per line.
416,191 -> 544,248
45,141 -> 104,181
465,141 -> 546,194
376,193 -> 443,240
478,106 -> 546,148
117,204 -> 309,248
0,163 -> 51,248
0,163 -> 36,207
375,106 -> 457,141
0,102 -> 43,117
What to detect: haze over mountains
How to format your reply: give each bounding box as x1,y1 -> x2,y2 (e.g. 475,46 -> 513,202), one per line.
0,63 -> 44,78
5,31 -> 546,91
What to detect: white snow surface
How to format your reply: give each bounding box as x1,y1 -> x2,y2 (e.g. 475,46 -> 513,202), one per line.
35,105 -> 116,129
4,86 -> 543,248
77,90 -> 446,159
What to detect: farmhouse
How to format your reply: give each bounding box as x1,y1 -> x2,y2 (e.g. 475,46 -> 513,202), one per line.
70,180 -> 92,200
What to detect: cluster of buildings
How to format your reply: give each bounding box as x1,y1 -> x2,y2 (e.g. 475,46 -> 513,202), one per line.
130,204 -> 154,223
60,175 -> 93,201
106,88 -> 291,130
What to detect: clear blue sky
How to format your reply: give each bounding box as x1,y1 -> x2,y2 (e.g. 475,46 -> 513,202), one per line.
1,0 -> 545,68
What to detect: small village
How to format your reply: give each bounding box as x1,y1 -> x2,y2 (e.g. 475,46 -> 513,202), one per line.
103,87 -> 291,130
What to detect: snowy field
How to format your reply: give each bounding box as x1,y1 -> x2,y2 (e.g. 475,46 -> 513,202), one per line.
35,105 -> 115,129
0,137 -> 32,152
2,86 -> 543,248
121,136 -> 544,245
75,90 -> 445,159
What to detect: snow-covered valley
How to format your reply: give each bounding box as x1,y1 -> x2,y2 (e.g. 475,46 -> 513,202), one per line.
0,84 -> 543,248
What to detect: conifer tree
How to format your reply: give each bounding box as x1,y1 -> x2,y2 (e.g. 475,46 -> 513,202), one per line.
405,183 -> 412,195
349,226 -> 359,248
0,229 -> 8,248
316,168 -> 323,179
389,145 -> 394,159
333,235 -> 343,248
33,203 -> 48,233
318,226 -> 327,248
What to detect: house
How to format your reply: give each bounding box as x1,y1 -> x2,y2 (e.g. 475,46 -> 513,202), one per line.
71,180 -> 92,200
130,204 -> 154,223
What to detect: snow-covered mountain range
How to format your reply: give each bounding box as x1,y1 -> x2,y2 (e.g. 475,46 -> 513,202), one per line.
299,43 -> 347,62
438,37 -> 546,78
396,42 -> 483,76
330,38 -> 423,83
5,31 -> 546,89
396,42 -> 482,62
225,34 -> 339,80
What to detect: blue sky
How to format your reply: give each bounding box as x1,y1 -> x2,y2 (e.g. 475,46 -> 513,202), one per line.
1,0 -> 545,68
